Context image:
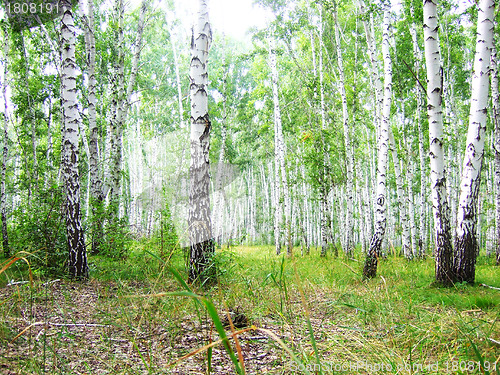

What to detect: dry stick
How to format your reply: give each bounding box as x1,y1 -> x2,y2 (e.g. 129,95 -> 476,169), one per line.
479,284 -> 500,291
11,322 -> 112,343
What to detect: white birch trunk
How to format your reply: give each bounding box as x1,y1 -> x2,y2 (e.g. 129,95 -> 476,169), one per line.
409,5 -> 428,257
269,41 -> 292,256
389,129 -> 411,258
188,0 -> 215,284
108,0 -> 148,217
60,0 -> 88,279
1,24 -> 8,258
492,44 -> 500,266
363,7 -> 391,279
454,0 -> 495,283
334,7 -> 354,255
424,0 -> 454,285
83,0 -> 105,253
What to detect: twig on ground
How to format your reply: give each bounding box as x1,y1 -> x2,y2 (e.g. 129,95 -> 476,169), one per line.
479,284 -> 500,291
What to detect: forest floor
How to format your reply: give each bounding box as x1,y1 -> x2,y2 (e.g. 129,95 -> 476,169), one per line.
0,244 -> 499,374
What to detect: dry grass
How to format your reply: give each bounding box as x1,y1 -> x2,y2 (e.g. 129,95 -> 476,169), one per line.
0,245 -> 499,374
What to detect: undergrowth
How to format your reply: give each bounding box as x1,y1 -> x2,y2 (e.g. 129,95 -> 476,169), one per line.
0,245 -> 499,374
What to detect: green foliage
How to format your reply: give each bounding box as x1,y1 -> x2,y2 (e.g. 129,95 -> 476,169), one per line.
10,185 -> 66,277
101,216 -> 132,260
157,204 -> 180,262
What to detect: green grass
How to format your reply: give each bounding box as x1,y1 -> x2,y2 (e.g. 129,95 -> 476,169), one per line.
1,244 -> 499,374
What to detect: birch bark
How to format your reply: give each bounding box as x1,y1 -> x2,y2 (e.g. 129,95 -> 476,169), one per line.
492,45 -> 500,266
82,0 -> 104,254
188,0 -> 215,285
1,24 -> 8,258
389,129 -> 411,258
60,0 -> 88,279
269,40 -> 292,256
108,0 -> 148,218
454,0 -> 495,283
409,3 -> 428,257
334,5 -> 354,256
423,0 -> 454,285
363,6 -> 391,279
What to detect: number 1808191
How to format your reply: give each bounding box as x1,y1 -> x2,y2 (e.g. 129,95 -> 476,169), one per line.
446,361 -> 497,372
6,2 -> 59,15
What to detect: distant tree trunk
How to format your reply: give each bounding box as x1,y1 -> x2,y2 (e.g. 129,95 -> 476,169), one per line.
317,9 -> 332,257
108,0 -> 125,217
213,55 -> 229,246
188,0 -> 215,285
60,0 -> 87,279
423,0 -> 454,285
108,0 -> 147,220
389,129 -> 411,258
492,45 -> 500,266
409,3 -> 428,257
1,23 -> 9,258
363,6 -> 391,279
269,40 -> 292,256
82,0 -> 104,254
166,9 -> 185,129
454,0 -> 495,283
334,5 -> 354,256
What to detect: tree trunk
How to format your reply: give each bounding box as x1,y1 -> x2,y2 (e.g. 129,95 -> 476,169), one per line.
108,0 -> 148,220
389,129 -> 411,259
409,3 -> 428,257
269,40 -> 292,256
423,0 -> 455,285
492,44 -> 500,266
334,5 -> 354,256
1,23 -> 9,258
363,6 -> 391,279
188,0 -> 215,285
60,0 -> 88,279
454,0 -> 495,283
82,0 -> 104,254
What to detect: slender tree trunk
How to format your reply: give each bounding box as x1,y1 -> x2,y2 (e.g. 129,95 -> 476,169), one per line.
1,24 -> 9,258
334,5 -> 354,256
82,0 -> 104,254
454,0 -> 495,283
423,0 -> 454,285
60,0 -> 88,279
316,14 -> 330,257
492,44 -> 500,266
363,7 -> 391,279
389,129 -> 411,258
108,0 -> 148,219
166,9 -> 185,129
409,3 -> 428,257
213,54 -> 229,246
188,0 -> 215,285
269,40 -> 292,256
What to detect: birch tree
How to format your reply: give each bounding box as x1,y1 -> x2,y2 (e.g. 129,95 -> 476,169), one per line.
188,0 -> 215,284
454,0 -> 495,283
333,3 -> 354,256
269,40 -> 292,256
423,0 -> 454,285
60,0 -> 88,279
363,5 -> 392,279
492,44 -> 500,266
82,0 -> 104,254
1,23 -> 9,258
409,2 -> 428,257
108,0 -> 148,219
